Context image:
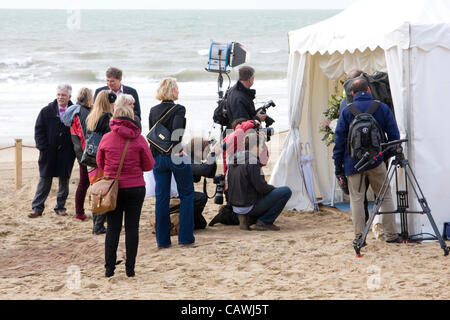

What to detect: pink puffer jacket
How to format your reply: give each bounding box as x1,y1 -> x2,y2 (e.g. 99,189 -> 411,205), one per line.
97,118 -> 154,189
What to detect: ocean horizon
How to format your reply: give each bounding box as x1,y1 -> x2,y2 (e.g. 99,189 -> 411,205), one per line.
0,9 -> 339,146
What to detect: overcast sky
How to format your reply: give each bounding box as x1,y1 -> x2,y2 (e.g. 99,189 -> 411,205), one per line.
0,0 -> 360,10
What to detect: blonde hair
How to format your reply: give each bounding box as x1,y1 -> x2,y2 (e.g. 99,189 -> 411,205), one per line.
113,106 -> 134,119
115,94 -> 135,109
156,77 -> 178,101
86,90 -> 114,131
76,87 -> 93,107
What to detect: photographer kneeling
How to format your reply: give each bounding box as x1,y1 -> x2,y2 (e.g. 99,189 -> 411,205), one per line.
227,132 -> 292,231
184,138 -> 220,230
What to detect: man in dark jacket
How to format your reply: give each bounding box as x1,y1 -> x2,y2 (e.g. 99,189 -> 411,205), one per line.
225,66 -> 267,129
28,84 -> 76,218
94,67 -> 141,119
333,78 -> 400,244
227,132 -> 292,231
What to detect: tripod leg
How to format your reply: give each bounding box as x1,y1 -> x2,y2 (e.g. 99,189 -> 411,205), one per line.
355,209 -> 378,256
354,163 -> 397,256
405,164 -> 449,256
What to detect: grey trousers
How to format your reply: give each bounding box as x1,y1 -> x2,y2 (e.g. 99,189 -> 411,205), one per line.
31,176 -> 70,214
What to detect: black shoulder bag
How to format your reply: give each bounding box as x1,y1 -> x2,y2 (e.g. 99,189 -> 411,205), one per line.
147,105 -> 177,154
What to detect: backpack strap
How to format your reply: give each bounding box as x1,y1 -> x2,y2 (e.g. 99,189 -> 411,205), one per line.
347,101 -> 380,116
347,103 -> 360,116
366,101 -> 380,115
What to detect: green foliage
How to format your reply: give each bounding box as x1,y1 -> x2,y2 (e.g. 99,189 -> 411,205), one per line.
319,94 -> 342,147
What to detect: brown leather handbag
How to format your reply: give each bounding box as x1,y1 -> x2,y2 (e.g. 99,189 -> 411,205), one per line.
89,139 -> 130,215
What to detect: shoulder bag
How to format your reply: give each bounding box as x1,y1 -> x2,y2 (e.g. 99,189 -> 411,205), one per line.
80,131 -> 102,168
147,105 -> 177,154
89,139 -> 130,215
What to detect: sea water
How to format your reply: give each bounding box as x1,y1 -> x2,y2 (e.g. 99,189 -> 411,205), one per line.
0,9 -> 339,146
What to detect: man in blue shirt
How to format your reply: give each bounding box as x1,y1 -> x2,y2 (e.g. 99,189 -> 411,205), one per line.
333,78 -> 400,244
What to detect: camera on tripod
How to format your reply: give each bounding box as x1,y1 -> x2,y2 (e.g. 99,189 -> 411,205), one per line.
213,174 -> 225,204
352,138 -> 450,257
354,139 -> 408,172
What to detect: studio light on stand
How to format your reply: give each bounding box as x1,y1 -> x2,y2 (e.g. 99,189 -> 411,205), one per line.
205,41 -> 249,99
205,41 -> 249,140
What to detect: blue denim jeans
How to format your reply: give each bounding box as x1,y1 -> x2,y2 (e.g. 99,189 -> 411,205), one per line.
153,155 -> 195,247
248,186 -> 292,224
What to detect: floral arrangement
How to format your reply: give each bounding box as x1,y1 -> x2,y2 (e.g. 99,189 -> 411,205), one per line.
320,94 -> 342,146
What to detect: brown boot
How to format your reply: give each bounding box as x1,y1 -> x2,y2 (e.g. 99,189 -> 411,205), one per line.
253,221 -> 281,231
55,209 -> 67,216
238,214 -> 250,231
28,211 -> 42,218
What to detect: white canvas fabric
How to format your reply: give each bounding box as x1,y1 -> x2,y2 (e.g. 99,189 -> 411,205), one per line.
272,0 -> 450,234
268,53 -> 314,211
144,170 -> 178,198
288,0 -> 450,55
300,143 -> 320,211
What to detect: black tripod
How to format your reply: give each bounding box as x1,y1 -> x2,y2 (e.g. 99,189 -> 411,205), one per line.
354,139 -> 449,257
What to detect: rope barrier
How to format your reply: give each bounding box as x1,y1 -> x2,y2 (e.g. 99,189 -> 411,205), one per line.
0,146 -> 15,151
0,145 -> 36,151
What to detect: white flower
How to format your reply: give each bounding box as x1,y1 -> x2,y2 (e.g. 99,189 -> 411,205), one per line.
329,119 -> 338,133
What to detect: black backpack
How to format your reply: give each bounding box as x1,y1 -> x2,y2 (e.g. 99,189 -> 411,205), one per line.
213,91 -> 229,126
347,101 -> 385,162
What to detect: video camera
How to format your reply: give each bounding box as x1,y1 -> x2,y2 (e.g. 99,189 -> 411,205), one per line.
354,139 -> 409,172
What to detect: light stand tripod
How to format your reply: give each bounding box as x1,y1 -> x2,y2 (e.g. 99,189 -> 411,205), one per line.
354,139 -> 449,257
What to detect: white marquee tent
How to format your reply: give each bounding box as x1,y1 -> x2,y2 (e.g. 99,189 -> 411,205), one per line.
269,0 -> 450,235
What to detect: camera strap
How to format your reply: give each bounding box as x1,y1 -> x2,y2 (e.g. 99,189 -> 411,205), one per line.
203,177 -> 216,199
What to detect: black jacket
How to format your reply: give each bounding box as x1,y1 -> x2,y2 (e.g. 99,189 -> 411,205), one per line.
227,151 -> 274,207
94,85 -> 141,119
226,81 -> 257,129
90,112 -> 112,135
192,162 -> 217,183
148,101 -> 186,157
34,99 -> 76,178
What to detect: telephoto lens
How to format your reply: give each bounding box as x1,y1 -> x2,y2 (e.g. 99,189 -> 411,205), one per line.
214,191 -> 224,205
213,174 -> 225,204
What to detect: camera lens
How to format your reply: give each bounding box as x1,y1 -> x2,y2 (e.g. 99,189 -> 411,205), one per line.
214,194 -> 223,205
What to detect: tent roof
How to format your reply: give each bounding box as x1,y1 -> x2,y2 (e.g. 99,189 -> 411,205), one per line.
289,0 -> 450,55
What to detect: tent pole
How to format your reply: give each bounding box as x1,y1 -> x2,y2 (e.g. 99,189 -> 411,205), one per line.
330,176 -> 336,206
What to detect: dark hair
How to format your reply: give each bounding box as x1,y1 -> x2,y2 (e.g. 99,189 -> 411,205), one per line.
231,118 -> 248,130
351,78 -> 369,94
106,67 -> 123,80
239,66 -> 255,82
244,132 -> 266,153
186,137 -> 209,160
348,69 -> 364,79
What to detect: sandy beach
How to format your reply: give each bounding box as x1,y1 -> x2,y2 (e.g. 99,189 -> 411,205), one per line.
0,133 -> 449,300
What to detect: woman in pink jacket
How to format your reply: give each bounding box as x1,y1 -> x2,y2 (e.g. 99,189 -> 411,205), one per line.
97,106 -> 154,278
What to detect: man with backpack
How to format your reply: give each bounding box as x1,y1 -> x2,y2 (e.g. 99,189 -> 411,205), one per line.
333,78 -> 400,245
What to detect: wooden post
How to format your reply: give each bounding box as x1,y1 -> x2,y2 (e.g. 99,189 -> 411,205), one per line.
15,139 -> 22,190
